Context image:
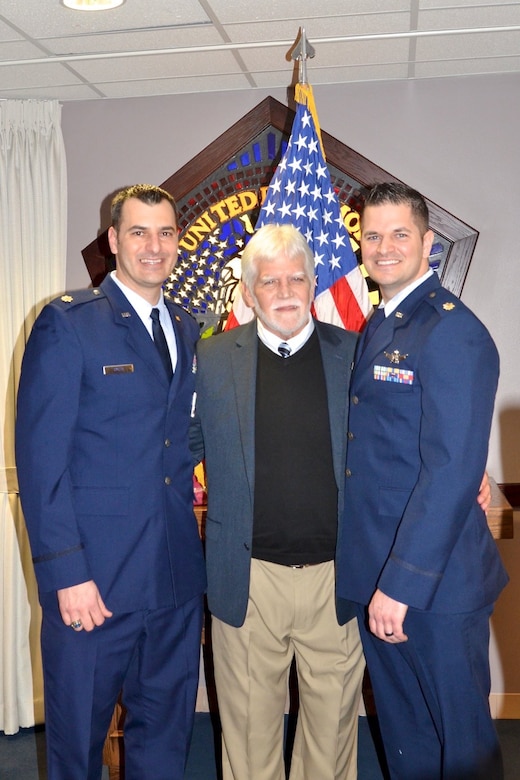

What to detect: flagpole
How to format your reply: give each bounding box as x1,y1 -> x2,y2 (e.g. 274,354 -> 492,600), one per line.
290,29 -> 325,157
290,27 -> 315,86
226,25 -> 373,332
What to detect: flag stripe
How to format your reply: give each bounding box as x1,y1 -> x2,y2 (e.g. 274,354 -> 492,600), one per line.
226,83 -> 371,332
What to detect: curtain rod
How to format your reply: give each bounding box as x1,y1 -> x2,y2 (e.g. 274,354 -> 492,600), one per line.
1,25 -> 519,67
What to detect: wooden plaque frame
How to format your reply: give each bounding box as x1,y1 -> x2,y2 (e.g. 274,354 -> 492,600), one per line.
82,96 -> 478,314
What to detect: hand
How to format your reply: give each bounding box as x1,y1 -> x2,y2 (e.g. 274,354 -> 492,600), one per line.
368,589 -> 409,643
57,580 -> 113,632
478,471 -> 491,513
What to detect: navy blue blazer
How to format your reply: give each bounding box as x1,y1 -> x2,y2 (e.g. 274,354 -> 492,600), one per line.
336,274 -> 508,612
16,275 -> 206,613
190,318 -> 358,628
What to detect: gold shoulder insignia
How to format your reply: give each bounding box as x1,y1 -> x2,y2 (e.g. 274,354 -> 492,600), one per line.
92,288 -> 101,295
443,302 -> 456,311
61,294 -> 73,303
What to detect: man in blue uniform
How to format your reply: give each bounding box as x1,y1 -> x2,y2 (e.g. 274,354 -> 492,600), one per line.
337,182 -> 508,779
16,184 -> 206,780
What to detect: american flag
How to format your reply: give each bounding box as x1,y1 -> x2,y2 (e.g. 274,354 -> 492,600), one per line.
226,84 -> 371,332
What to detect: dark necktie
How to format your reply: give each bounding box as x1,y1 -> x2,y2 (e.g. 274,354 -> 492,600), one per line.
150,308 -> 173,381
362,306 -> 385,349
278,341 -> 291,359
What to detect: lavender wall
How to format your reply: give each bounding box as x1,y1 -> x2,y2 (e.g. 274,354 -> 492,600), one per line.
62,73 -> 520,708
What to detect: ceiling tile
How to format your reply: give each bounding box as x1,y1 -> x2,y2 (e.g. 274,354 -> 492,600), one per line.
71,50 -> 242,82
418,4 -> 520,29
206,0 -> 412,24
98,72 -> 253,98
0,0 -> 518,101
0,0 -> 210,39
417,30 -> 520,58
45,26 -> 222,56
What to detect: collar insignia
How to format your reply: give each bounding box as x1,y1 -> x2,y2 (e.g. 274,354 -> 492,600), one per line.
61,294 -> 73,303
384,349 -> 409,364
443,302 -> 456,311
121,311 -> 131,318
395,311 -> 404,319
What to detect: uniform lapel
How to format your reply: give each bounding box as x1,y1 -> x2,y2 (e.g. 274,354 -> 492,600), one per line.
101,275 -> 175,387
165,300 -> 189,400
355,312 -> 393,370
355,275 -> 440,370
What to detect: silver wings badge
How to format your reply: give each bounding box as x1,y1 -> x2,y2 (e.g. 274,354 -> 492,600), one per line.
384,349 -> 409,364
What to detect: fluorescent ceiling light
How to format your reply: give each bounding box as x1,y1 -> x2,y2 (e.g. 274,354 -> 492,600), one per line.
62,0 -> 125,10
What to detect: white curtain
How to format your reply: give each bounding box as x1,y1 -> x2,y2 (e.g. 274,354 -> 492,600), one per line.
0,100 -> 67,734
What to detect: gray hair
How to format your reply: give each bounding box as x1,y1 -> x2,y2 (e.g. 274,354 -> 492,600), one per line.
241,223 -> 315,288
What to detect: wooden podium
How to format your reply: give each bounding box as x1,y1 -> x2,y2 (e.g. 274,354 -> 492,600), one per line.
487,477 -> 514,539
102,697 -> 126,780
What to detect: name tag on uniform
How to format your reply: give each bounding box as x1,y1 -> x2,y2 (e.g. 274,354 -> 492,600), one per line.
374,365 -> 414,384
103,364 -> 134,375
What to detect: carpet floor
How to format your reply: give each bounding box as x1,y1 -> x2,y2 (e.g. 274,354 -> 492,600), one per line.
1,714 -> 518,779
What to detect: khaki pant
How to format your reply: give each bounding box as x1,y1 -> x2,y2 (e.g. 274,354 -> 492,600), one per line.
212,559 -> 365,780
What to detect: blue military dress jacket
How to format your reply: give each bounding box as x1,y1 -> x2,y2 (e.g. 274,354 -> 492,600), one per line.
16,274 -> 206,613
336,274 -> 508,612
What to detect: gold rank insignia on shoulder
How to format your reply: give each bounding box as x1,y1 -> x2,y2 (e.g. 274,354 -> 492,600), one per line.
61,294 -> 73,303
443,302 -> 456,311
384,349 -> 409,364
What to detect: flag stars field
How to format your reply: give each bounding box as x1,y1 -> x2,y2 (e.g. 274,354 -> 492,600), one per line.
255,84 -> 372,332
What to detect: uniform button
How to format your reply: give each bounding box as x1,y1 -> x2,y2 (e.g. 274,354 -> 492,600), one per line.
164,439 -> 171,447
345,469 -> 352,478
347,431 -> 354,440
164,476 -> 172,485
352,396 -> 359,405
